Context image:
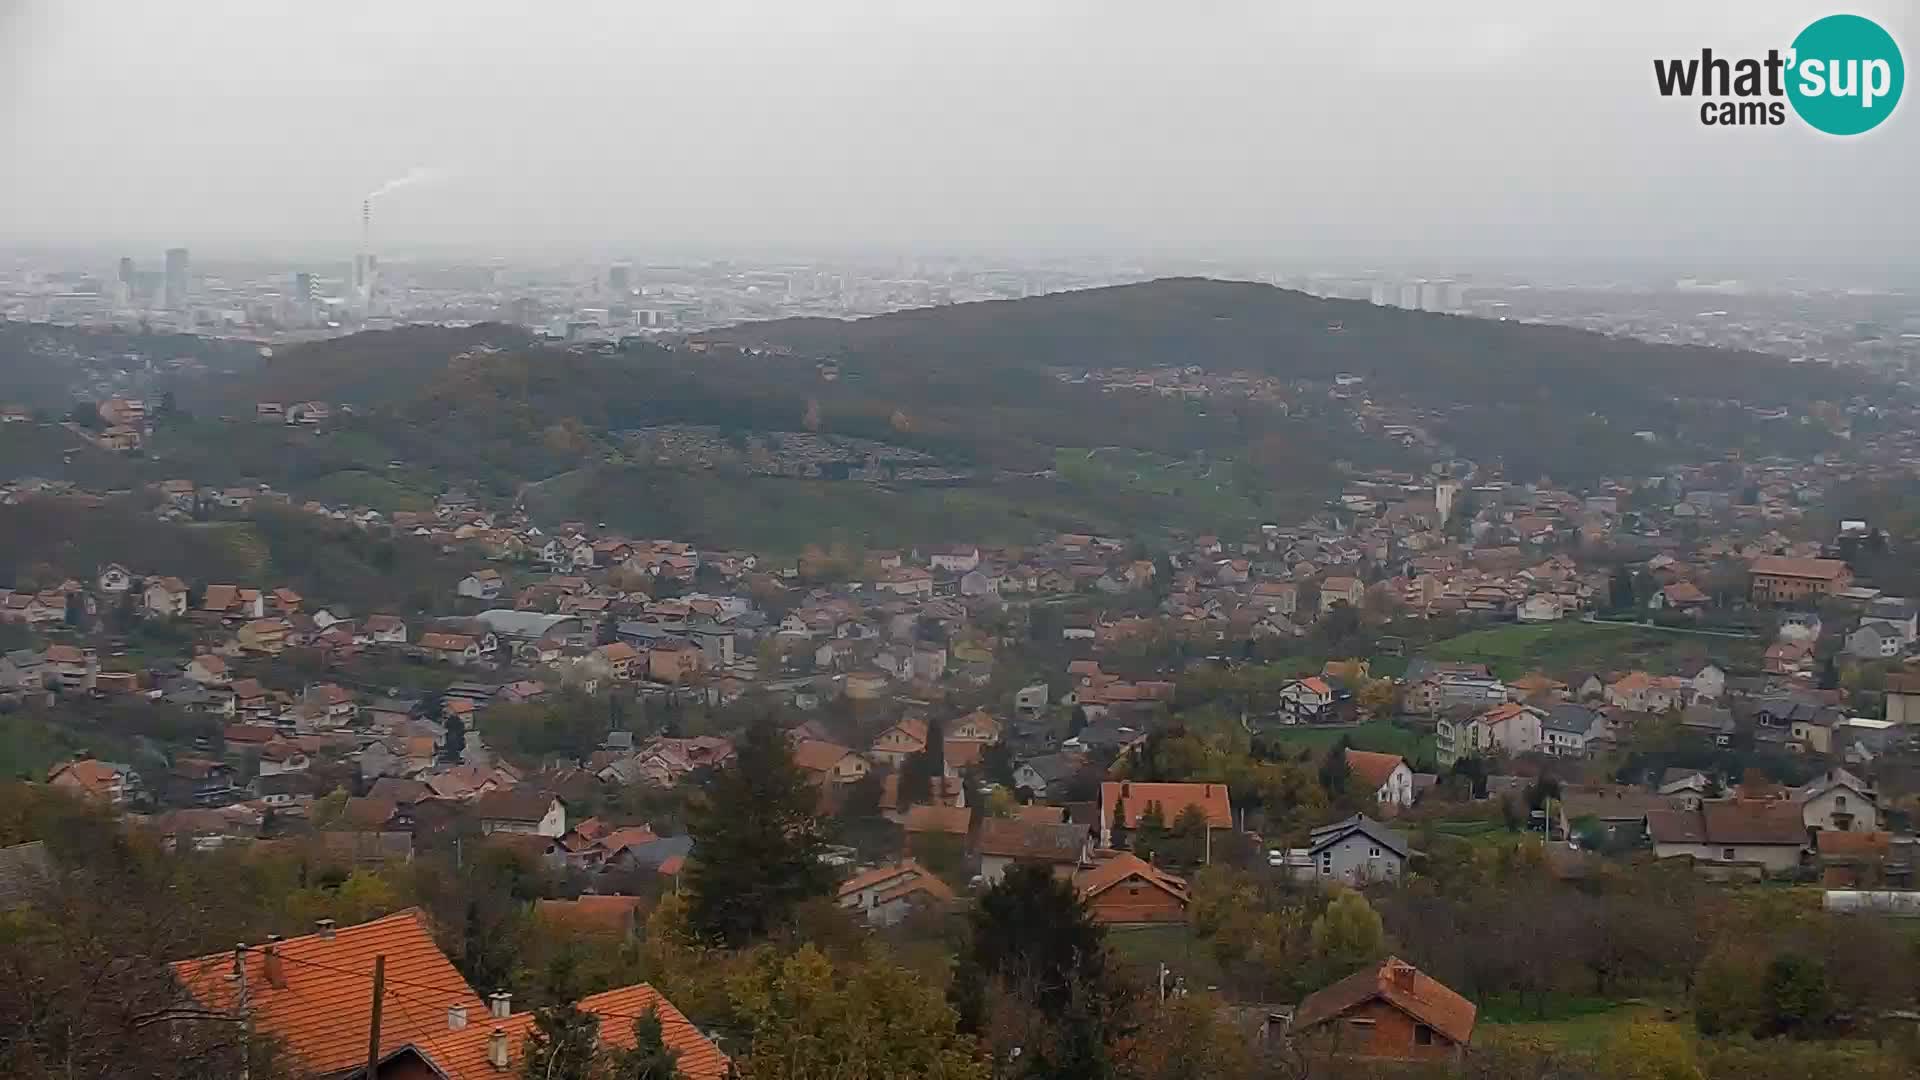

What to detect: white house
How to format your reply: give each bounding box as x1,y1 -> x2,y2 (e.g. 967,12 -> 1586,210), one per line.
456,570 -> 504,601
1469,703 -> 1545,757
475,790 -> 567,838
929,546 -> 981,573
1847,621 -> 1905,660
1540,704 -> 1606,757
1345,750 -> 1414,807
1795,769 -> 1878,834
1689,663 -> 1726,703
1517,595 -> 1563,622
96,563 -> 134,595
1647,801 -> 1806,873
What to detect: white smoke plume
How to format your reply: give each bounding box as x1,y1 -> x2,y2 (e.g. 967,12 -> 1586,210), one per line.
365,166 -> 450,201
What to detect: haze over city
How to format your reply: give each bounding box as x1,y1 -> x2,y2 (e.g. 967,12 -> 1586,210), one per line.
3,0 -> 1917,266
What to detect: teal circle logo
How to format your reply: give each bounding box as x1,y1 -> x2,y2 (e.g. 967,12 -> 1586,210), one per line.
1787,14 -> 1903,134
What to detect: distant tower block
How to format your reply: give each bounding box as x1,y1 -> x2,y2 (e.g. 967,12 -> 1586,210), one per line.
1436,480 -> 1459,525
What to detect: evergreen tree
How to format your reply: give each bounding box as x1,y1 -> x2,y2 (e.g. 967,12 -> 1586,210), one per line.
518,1001 -> 601,1080
1818,654 -> 1840,691
1134,800 -> 1167,861
1609,565 -> 1637,612
684,713 -> 833,946
953,863 -> 1112,1076
439,714 -> 467,763
1318,740 -> 1351,796
605,1007 -> 680,1080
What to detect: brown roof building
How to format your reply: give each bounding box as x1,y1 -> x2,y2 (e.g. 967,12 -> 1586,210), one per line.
1292,957 -> 1476,1062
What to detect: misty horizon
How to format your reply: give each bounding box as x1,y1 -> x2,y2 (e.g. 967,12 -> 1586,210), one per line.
4,1 -> 1917,267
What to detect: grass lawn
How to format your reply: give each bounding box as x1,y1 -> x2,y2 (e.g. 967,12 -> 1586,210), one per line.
1422,622 -> 1758,680
1259,718 -> 1436,766
1106,924 -> 1227,991
1480,997 -> 1683,1052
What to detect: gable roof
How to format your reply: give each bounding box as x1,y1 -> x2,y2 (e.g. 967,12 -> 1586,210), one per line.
1293,957 -> 1477,1046
1099,782 -> 1233,830
903,803 -> 973,835
473,787 -> 557,823
1343,749 -> 1406,791
170,908 -> 485,1076
1750,555 -> 1850,581
1647,799 -> 1807,847
1073,852 -> 1189,905
418,982 -> 729,1080
790,739 -> 859,774
973,817 -> 1088,862
1307,814 -> 1410,859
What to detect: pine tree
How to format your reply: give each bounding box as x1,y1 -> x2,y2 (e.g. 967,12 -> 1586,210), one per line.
684,712 -> 833,946
439,715 -> 467,763
518,1001 -> 601,1080
605,1007 -> 680,1080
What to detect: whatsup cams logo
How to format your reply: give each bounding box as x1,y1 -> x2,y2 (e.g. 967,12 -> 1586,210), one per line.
1654,13 -> 1903,133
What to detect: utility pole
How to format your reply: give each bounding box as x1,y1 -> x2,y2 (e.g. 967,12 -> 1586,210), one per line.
364,955 -> 386,1080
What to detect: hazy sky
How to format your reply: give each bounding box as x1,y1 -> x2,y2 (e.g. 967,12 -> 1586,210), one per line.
2,1 -> 1915,262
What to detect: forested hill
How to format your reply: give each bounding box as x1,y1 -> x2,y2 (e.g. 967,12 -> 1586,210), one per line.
713,277 -> 1858,415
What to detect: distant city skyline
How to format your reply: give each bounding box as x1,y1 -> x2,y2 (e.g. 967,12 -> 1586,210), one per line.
4,1 -> 1916,265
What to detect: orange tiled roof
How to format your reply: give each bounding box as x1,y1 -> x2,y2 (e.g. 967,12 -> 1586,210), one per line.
419,983 -> 729,1080
1294,956 -> 1478,1046
170,908 -> 483,1076
1073,852 -> 1188,904
1344,749 -> 1406,791
1099,782 -> 1232,830
535,895 -> 646,934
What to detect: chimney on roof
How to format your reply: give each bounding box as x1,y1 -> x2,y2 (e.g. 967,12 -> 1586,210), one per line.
1390,961 -> 1416,990
232,942 -> 247,976
1121,782 -> 1131,798
315,918 -> 336,940
448,1006 -> 468,1030
262,934 -> 286,989
487,1027 -> 510,1070
489,991 -> 512,1019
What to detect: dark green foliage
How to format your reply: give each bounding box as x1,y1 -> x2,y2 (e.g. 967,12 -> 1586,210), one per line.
1764,953 -> 1833,1037
519,1001 -> 601,1080
605,1008 -> 680,1080
439,714 -> 466,763
956,862 -> 1108,1023
683,713 -> 833,946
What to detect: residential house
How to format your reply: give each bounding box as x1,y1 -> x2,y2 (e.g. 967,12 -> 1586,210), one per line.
836,861 -> 956,927
1557,785 -> 1683,847
184,653 -> 230,687
973,817 -> 1092,886
255,742 -> 310,777
1291,958 -> 1476,1063
1653,581 -> 1711,614
1012,753 -> 1084,799
1345,749 -> 1414,808
1516,594 -> 1563,622
170,910 -> 728,1080
869,717 -> 930,767
594,642 -> 642,680
143,576 -> 189,617
929,545 -> 981,572
1073,853 -> 1189,925
42,644 -> 96,692
1886,672 -> 1920,726
1320,575 -> 1365,613
791,740 -> 872,787
646,640 -> 705,683
1848,620 -> 1906,660
457,569 -> 505,600
949,709 -> 1003,743
1646,800 -> 1807,873
1794,769 -> 1878,834
1605,672 -> 1688,713
475,789 -> 567,837
48,759 -> 132,806
1098,781 -> 1233,849
361,614 -> 408,645
1749,555 -> 1853,604
1277,677 -> 1339,723
1540,704 -> 1606,756
236,618 -> 291,655
418,632 -> 483,664
1286,814 -> 1410,885
1438,703 -> 1543,765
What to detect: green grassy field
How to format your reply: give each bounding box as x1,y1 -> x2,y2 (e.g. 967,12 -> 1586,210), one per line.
1259,719 -> 1436,765
1106,924 -> 1226,991
1480,998 -> 1681,1052
1422,621 -> 1758,679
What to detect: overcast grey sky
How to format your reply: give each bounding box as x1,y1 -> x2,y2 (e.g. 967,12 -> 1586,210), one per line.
1,1 -> 1914,262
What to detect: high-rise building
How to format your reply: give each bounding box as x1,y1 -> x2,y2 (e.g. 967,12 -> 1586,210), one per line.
163,247 -> 190,310
1445,282 -> 1469,312
1419,282 -> 1442,312
608,263 -> 631,295
1396,284 -> 1419,309
1368,281 -> 1390,306
117,257 -> 135,286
